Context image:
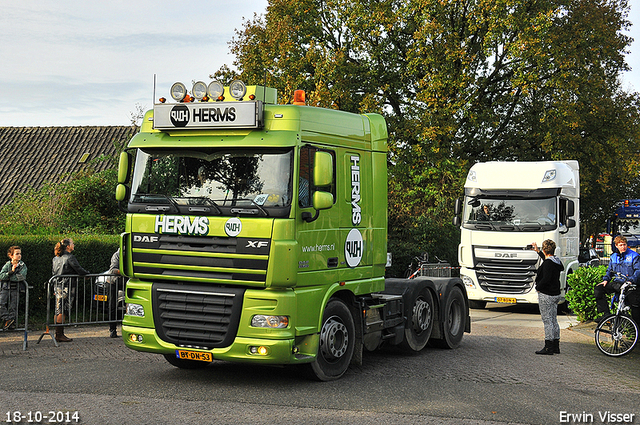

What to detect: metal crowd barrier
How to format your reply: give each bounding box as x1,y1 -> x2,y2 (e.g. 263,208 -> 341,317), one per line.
416,263 -> 460,278
37,273 -> 125,347
0,281 -> 31,351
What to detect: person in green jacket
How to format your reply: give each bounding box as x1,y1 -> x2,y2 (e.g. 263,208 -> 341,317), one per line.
0,246 -> 27,331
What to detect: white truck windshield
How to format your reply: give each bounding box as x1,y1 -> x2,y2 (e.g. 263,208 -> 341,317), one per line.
462,197 -> 557,231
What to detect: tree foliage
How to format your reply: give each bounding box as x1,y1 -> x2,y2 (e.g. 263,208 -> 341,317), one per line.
219,0 -> 640,267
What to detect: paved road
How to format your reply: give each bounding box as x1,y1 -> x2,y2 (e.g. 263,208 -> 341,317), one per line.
1,306 -> 638,425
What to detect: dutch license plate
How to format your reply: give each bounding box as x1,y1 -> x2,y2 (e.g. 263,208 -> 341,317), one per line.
176,349 -> 212,362
93,294 -> 108,302
495,297 -> 517,304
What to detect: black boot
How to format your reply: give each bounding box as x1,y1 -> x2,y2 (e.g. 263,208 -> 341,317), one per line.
109,324 -> 118,338
552,339 -> 560,354
535,340 -> 554,355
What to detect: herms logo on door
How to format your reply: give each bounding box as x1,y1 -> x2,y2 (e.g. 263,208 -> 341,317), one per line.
350,155 -> 361,225
345,228 -> 363,268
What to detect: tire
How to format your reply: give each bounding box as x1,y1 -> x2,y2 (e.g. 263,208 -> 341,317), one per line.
595,314 -> 639,357
163,353 -> 210,369
400,287 -> 435,351
306,298 -> 356,381
434,286 -> 466,349
468,300 -> 486,309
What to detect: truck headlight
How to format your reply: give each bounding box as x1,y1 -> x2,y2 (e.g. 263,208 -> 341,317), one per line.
126,303 -> 145,317
462,275 -> 476,289
251,315 -> 289,328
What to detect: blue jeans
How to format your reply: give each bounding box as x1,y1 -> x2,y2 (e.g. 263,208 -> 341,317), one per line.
538,292 -> 562,340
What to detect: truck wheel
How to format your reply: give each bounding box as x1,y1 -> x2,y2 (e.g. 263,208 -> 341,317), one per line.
306,298 -> 356,381
400,287 -> 434,351
163,353 -> 209,369
469,300 -> 486,309
435,286 -> 465,349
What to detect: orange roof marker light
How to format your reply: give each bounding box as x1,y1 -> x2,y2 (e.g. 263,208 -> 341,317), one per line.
293,90 -> 306,105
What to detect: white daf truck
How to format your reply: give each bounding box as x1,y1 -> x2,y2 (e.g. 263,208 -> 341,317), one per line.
453,161 -> 579,308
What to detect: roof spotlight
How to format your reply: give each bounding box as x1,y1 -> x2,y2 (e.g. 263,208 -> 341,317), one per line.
229,80 -> 247,100
207,81 -> 224,100
192,81 -> 208,100
170,82 -> 187,101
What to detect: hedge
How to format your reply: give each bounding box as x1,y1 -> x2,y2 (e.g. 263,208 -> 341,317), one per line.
565,264 -> 607,322
0,235 -> 119,323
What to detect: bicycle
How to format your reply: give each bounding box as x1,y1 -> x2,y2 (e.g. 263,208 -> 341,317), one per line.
594,275 -> 639,357
404,253 -> 450,279
405,253 -> 430,279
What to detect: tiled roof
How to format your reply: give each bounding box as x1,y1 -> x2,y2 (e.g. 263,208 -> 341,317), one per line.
0,126 -> 137,206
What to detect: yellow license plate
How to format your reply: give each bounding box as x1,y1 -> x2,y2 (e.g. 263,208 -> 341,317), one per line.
495,297 -> 517,304
176,350 -> 213,362
93,294 -> 108,302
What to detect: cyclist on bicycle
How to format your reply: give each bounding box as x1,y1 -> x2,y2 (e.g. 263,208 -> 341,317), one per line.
595,235 -> 640,326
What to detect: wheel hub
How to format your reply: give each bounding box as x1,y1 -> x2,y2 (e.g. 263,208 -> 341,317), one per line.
412,298 -> 432,332
319,317 -> 348,360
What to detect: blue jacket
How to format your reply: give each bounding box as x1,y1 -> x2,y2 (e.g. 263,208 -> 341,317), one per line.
603,249 -> 640,284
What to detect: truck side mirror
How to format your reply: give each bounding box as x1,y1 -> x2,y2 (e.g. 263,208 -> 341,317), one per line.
118,151 -> 131,184
452,216 -> 461,227
302,151 -> 334,223
566,200 -> 575,217
116,151 -> 132,210
454,198 -> 462,215
302,191 -> 333,223
115,184 -> 128,202
313,151 -> 333,186
313,191 -> 333,210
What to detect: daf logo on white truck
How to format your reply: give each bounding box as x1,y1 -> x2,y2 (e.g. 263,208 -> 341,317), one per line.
453,161 -> 579,309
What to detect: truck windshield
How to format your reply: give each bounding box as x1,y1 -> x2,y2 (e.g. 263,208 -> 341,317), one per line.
129,148 -> 293,217
462,196 -> 557,231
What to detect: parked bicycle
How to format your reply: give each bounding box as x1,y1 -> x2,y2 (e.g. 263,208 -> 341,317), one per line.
594,273 -> 638,357
404,253 -> 450,279
405,253 -> 430,279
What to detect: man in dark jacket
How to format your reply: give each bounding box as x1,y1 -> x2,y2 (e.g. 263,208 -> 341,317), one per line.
595,235 -> 640,326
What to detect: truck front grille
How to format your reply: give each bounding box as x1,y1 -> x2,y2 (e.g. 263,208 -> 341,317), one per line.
152,282 -> 245,349
476,259 -> 538,294
132,234 -> 270,285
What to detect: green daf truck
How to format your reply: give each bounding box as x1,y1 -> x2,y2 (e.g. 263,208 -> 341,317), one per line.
115,80 -> 470,380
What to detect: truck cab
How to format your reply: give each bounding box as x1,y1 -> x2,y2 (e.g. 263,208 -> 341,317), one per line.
453,161 -> 579,308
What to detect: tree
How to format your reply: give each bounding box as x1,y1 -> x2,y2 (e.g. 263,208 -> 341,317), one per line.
219,0 -> 640,266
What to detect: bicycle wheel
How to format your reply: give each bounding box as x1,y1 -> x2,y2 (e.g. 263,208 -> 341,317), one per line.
595,314 -> 639,357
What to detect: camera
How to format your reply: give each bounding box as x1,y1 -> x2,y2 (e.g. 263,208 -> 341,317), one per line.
526,244 -> 533,250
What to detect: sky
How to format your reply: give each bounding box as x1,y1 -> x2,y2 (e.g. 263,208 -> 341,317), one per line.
1,0 -> 640,127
